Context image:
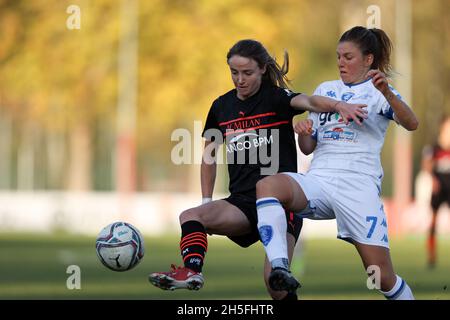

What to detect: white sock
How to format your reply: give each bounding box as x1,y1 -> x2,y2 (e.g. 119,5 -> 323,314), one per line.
380,275 -> 415,300
256,197 -> 288,268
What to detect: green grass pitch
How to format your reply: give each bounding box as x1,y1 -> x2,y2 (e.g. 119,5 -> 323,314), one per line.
0,233 -> 449,299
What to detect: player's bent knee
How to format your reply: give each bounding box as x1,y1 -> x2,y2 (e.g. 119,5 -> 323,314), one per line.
256,178 -> 270,197
257,175 -> 295,208
180,206 -> 217,229
179,208 -> 202,225
256,175 -> 282,198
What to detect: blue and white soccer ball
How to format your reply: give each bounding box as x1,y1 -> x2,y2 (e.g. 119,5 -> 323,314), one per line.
95,222 -> 145,272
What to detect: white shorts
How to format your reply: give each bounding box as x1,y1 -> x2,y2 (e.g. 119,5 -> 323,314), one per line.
283,170 -> 390,249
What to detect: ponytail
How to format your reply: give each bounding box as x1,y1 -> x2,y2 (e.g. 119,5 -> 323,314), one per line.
339,26 -> 393,76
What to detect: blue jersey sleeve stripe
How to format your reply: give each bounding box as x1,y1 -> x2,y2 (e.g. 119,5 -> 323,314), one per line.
384,107 -> 394,120
388,85 -> 403,100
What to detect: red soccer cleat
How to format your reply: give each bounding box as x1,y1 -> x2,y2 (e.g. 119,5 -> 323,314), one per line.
148,264 -> 204,291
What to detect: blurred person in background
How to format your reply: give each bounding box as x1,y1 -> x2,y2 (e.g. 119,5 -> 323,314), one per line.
148,39 -> 367,300
422,115 -> 450,269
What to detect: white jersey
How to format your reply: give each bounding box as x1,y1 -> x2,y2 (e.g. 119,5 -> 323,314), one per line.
309,78 -> 402,179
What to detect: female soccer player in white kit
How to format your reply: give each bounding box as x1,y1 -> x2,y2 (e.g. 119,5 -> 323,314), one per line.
255,26 -> 418,299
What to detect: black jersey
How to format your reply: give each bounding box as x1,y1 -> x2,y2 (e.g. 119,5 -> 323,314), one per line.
424,144 -> 450,210
202,81 -> 304,196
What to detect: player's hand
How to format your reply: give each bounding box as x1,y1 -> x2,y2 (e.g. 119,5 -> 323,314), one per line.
334,101 -> 368,126
367,69 -> 390,95
294,119 -> 314,136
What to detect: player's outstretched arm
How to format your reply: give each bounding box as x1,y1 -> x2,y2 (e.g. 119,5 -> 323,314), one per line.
295,119 -> 317,155
290,94 -> 368,125
368,69 -> 419,131
201,140 -> 217,201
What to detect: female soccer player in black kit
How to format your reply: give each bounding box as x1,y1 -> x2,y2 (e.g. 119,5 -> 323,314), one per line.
149,39 -> 367,300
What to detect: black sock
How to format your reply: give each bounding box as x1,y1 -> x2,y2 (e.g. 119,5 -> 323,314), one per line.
180,220 -> 207,272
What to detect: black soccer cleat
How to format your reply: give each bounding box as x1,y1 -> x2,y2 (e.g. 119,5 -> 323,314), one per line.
269,267 -> 301,292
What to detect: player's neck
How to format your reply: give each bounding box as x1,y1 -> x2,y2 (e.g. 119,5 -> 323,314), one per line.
342,77 -> 371,87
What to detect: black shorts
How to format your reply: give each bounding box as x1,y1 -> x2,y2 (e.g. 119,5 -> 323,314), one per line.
223,193 -> 303,248
431,176 -> 450,212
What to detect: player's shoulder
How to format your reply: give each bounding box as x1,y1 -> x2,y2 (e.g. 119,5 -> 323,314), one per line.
259,80 -> 292,93
316,80 -> 344,91
261,83 -> 300,107
319,79 -> 341,87
387,84 -> 403,100
272,85 -> 298,97
218,88 -> 236,100
314,80 -> 341,98
213,89 -> 236,108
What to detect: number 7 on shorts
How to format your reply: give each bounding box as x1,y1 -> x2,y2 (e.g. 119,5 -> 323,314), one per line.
366,216 -> 378,239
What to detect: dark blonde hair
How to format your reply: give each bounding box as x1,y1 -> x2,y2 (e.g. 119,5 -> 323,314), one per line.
227,39 -> 290,89
339,26 -> 393,76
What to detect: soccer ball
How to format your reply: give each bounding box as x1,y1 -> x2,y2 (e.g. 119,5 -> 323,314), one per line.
95,222 -> 145,272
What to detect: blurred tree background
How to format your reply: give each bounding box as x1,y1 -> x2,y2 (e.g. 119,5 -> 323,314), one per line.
0,0 -> 448,196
